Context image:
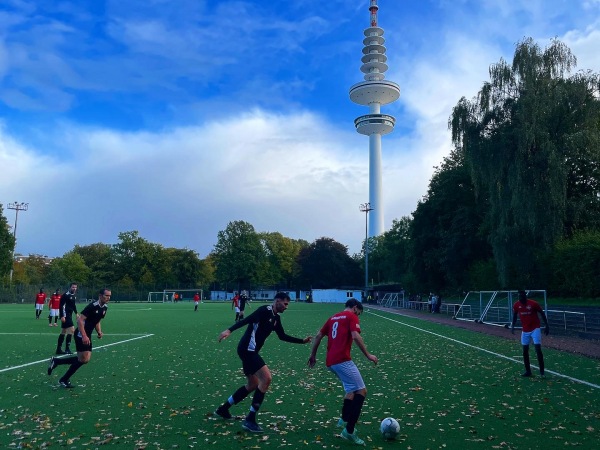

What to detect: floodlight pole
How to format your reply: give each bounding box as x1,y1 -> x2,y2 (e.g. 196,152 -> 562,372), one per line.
359,202 -> 374,301
7,202 -> 28,284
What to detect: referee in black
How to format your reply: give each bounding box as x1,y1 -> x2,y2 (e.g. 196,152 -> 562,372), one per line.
214,292 -> 312,433
48,288 -> 111,388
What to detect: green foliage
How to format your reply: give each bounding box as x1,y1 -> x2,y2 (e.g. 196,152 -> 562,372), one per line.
449,37 -> 600,288
368,217 -> 413,285
296,237 -> 361,288
0,204 -> 16,279
546,230 -> 600,297
51,251 -> 92,285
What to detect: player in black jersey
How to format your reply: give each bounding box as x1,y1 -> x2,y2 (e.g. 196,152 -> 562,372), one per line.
214,292 -> 312,433
55,283 -> 79,354
48,288 -> 110,388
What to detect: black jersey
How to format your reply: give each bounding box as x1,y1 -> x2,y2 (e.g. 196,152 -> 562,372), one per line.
229,304 -> 303,353
239,295 -> 248,311
79,300 -> 108,336
59,291 -> 78,319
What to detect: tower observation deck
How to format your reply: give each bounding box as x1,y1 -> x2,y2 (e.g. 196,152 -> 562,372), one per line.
349,0 -> 400,237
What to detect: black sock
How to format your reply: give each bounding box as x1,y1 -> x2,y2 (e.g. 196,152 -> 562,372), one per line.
246,389 -> 266,423
65,334 -> 72,350
341,398 -> 352,422
222,386 -> 250,410
523,346 -> 531,373
346,394 -> 365,434
56,334 -> 65,351
55,355 -> 79,366
59,360 -> 84,382
535,345 -> 545,374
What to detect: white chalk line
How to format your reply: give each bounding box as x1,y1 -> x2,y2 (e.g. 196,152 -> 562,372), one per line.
367,310 -> 600,390
0,334 -> 154,373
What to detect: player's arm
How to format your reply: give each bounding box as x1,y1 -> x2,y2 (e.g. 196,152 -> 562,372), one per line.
95,322 -> 103,339
77,313 -> 90,345
510,310 -> 518,334
538,308 -> 550,336
307,331 -> 324,368
274,320 -> 312,344
351,330 -> 378,365
218,308 -> 259,342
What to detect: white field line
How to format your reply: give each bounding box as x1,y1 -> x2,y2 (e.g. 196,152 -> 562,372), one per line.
0,334 -> 154,373
367,310 -> 600,390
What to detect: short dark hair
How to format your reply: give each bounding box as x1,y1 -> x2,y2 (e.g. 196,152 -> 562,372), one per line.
345,298 -> 363,310
99,288 -> 110,296
518,290 -> 527,301
274,292 -> 291,301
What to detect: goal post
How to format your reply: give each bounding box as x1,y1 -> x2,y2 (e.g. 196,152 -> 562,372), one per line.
455,290 -> 547,326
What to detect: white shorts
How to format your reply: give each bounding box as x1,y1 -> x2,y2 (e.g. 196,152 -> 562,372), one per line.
328,360 -> 365,393
521,328 -> 542,345
35,304 -> 44,311
234,307 -> 240,313
50,308 -> 60,317
194,301 -> 199,305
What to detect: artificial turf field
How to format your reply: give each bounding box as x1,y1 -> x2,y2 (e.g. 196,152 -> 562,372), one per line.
1,301 -> 599,449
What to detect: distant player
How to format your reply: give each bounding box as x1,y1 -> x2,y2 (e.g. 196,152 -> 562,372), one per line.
214,292 -> 312,433
232,292 -> 240,321
511,290 -> 550,377
35,288 -> 46,319
308,298 -> 378,446
238,291 -> 249,321
48,288 -> 61,326
48,288 -> 111,388
55,283 -> 79,355
193,292 -> 200,311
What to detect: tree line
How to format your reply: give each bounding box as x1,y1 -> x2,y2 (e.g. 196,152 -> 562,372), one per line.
1,38 -> 599,299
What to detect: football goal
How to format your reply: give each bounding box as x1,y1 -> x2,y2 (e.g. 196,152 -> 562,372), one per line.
147,289 -> 203,303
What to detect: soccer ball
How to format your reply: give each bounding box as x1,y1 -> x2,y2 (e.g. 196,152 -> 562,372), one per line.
380,417 -> 400,440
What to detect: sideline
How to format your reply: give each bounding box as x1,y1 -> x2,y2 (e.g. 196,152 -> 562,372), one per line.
0,334 -> 154,373
367,310 -> 600,390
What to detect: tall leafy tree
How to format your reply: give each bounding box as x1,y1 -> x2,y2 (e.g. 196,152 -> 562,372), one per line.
0,204 -> 16,279
73,243 -> 115,286
212,221 -> 265,289
111,231 -> 156,283
296,237 -> 361,288
367,216 -> 413,286
259,232 -> 307,287
51,251 -> 92,285
450,37 -> 600,286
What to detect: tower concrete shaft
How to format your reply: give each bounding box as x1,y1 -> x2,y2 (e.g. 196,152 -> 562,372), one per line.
349,0 -> 400,237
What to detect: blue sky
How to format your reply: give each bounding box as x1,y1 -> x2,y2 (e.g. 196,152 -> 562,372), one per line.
1,0 -> 599,259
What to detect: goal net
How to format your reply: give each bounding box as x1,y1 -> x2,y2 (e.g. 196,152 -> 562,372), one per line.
147,289 -> 203,303
455,290 -> 547,326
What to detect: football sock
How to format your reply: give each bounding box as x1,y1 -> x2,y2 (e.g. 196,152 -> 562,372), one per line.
246,389 -> 266,422
56,334 -> 65,351
60,359 -> 84,382
224,386 -> 250,409
522,346 -> 531,373
346,393 -> 365,434
65,334 -> 72,350
535,345 -> 545,374
55,355 -> 79,366
341,398 -> 353,422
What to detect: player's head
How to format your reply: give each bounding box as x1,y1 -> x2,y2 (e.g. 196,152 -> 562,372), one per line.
55,288 -> 60,294
39,288 -> 44,293
99,288 -> 112,305
273,292 -> 291,313
345,298 -> 364,315
518,290 -> 527,303
69,283 -> 78,293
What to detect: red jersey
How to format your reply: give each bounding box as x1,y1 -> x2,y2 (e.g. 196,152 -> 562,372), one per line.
320,310 -> 361,367
513,299 -> 543,332
232,296 -> 240,308
35,293 -> 46,305
50,294 -> 61,309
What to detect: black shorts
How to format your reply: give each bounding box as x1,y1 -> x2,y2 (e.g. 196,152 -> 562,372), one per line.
238,349 -> 265,376
74,330 -> 92,353
61,317 -> 75,329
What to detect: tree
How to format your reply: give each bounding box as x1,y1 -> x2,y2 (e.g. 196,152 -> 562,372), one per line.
259,232 -> 307,287
450,37 -> 600,286
212,221 -> 265,288
72,243 -> 115,286
111,231 -> 156,284
296,237 -> 361,288
367,216 -> 413,286
51,251 -> 91,285
0,204 -> 16,280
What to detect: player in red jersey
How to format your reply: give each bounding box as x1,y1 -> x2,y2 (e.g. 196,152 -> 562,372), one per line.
511,290 -> 550,377
308,299 -> 378,446
193,292 -> 201,311
35,288 -> 47,319
232,292 -> 240,321
48,288 -> 61,326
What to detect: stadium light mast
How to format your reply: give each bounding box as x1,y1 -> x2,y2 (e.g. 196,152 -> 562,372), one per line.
350,0 -> 400,238
359,202 -> 374,298
7,201 -> 28,283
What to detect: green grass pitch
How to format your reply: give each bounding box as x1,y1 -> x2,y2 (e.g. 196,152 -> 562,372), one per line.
1,301 -> 599,448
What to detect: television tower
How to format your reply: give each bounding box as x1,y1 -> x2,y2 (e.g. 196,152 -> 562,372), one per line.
349,0 -> 400,237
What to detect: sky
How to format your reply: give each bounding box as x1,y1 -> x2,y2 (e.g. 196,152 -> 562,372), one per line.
1,0 -> 599,259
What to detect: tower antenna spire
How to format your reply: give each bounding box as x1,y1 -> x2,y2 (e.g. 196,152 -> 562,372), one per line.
349,0 -> 400,237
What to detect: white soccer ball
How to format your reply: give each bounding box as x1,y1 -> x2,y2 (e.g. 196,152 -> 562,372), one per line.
380,417 -> 400,440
